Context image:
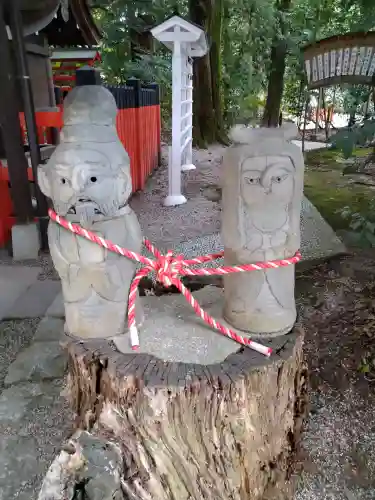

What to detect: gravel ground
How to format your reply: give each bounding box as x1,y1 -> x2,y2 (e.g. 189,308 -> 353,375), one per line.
0,378 -> 74,500
0,250 -> 58,281
0,319 -> 74,499
295,388 -> 375,500
0,319 -> 40,389
130,143 -> 225,247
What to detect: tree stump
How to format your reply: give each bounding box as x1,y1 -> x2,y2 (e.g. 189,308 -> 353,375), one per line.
66,325 -> 307,500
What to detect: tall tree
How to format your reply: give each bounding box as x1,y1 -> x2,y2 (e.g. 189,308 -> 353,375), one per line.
189,0 -> 227,146
262,0 -> 292,127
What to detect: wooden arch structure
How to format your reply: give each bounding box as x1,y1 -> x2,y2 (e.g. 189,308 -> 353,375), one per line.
301,31 -> 375,149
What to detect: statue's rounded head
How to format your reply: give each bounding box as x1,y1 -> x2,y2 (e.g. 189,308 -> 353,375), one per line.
39,144 -> 132,225
221,124 -> 305,251
63,86 -> 117,127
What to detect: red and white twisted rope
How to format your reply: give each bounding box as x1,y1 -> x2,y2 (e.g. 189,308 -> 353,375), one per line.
49,209 -> 302,358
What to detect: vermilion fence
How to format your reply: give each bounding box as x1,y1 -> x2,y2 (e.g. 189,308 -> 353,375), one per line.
107,80 -> 161,192
0,79 -> 161,247
18,80 -> 161,193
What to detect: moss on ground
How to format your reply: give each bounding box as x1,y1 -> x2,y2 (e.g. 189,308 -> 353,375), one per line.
304,147 -> 374,231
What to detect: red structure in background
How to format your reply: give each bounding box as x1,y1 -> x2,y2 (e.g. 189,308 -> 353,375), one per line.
51,49 -> 101,93
0,79 -> 161,247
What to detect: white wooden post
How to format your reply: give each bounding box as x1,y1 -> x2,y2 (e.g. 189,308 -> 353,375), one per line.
165,29 -> 187,206
151,16 -> 208,207
181,54 -> 195,171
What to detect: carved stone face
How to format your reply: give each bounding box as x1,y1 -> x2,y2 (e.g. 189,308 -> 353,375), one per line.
241,155 -> 295,208
39,145 -> 131,224
240,155 -> 295,233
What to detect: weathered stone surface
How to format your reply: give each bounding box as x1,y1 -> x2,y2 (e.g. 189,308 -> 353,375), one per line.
34,317 -> 65,342
11,222 -> 40,260
0,436 -> 43,500
38,85 -> 143,340
0,383 -> 45,423
45,292 -> 64,318
4,280 -> 61,319
300,196 -> 347,260
221,124 -> 304,336
113,286 -> 246,363
0,265 -> 40,320
78,432 -> 122,500
4,341 -> 67,385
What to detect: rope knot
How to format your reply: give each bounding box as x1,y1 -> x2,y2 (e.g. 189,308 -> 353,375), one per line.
153,251 -> 184,287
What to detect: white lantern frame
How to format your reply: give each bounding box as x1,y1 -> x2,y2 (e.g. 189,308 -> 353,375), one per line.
151,16 -> 208,206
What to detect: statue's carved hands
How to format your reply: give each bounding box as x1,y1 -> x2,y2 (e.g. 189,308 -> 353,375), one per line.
236,248 -> 264,264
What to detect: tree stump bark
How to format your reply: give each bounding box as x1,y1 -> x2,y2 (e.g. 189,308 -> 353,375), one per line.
66,325 -> 308,500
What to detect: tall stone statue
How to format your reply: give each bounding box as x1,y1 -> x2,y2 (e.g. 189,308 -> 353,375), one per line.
38,86 -> 143,339
221,124 -> 304,337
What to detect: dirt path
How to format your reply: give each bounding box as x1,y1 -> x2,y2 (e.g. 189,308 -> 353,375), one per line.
294,251 -> 375,499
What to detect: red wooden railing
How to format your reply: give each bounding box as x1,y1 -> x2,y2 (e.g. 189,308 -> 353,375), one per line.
0,102 -> 161,247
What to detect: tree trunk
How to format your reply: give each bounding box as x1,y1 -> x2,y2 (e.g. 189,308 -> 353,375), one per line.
261,0 -> 292,128
62,325 -> 308,500
189,0 -> 227,147
222,1 -> 231,125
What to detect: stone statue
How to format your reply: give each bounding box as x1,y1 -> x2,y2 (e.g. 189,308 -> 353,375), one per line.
38,86 -> 143,339
221,124 -> 304,337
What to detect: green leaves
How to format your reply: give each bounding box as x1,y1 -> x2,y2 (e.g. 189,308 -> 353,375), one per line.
95,0 -> 375,132
331,121 -> 375,159
337,205 -> 375,248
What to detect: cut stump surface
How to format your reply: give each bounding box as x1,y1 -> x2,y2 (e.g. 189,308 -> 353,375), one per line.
66,325 -> 308,500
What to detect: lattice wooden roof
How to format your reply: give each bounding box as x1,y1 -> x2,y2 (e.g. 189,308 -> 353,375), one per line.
302,32 -> 375,89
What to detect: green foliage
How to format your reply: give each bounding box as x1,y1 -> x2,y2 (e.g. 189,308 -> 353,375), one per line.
92,0 -> 175,84
331,120 -> 375,159
93,0 -> 375,133
303,147 -> 375,236
338,206 -> 375,247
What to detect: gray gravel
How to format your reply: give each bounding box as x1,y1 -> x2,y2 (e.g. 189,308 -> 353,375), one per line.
295,388 -> 375,500
130,144 -> 224,248
0,318 -> 73,500
0,319 -> 40,389
0,379 -> 73,500
0,250 -> 58,281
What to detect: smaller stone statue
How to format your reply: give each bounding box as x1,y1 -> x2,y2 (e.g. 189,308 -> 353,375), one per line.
221,124 -> 304,337
38,85 -> 143,339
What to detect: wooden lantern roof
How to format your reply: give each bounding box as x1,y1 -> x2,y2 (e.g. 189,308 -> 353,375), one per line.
151,15 -> 208,57
302,31 -> 375,89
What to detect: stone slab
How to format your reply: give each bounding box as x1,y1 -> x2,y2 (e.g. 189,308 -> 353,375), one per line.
3,280 -> 62,319
0,382 -> 58,424
11,222 -> 40,261
113,286 -> 274,364
45,292 -> 64,318
300,197 -> 347,260
292,139 -> 328,151
0,265 -> 40,320
162,196 -> 346,271
0,435 -> 43,500
34,317 -> 65,342
4,341 -> 67,386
